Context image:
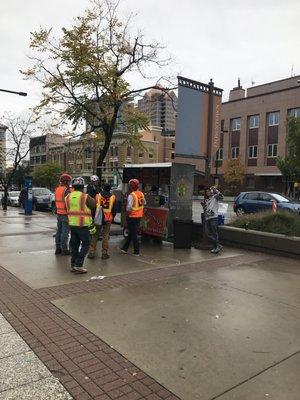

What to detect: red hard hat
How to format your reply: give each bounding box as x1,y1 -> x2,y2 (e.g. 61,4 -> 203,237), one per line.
60,173 -> 72,183
129,179 -> 140,190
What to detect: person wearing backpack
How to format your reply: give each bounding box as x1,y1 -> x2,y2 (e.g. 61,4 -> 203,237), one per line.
89,183 -> 116,260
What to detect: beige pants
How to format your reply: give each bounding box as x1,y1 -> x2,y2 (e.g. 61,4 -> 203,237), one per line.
89,223 -> 111,256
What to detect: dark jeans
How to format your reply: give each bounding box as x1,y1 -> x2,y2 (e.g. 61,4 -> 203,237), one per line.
123,217 -> 141,254
205,218 -> 219,248
55,214 -> 70,251
70,227 -> 91,268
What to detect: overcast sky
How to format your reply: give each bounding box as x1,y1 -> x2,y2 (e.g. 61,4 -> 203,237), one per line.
1,0 -> 300,116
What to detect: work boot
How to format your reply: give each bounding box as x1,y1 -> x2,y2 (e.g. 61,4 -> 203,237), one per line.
61,249 -> 71,256
211,245 -> 223,254
55,248 -> 62,255
101,254 -> 110,260
73,267 -> 87,274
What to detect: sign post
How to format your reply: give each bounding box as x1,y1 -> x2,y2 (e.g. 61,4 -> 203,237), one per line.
24,176 -> 33,215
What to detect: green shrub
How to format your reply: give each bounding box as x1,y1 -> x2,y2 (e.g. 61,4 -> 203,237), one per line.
229,211 -> 300,237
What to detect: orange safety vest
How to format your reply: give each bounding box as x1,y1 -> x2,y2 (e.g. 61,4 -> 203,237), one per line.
129,190 -> 145,218
55,186 -> 68,215
95,193 -> 116,222
65,191 -> 92,227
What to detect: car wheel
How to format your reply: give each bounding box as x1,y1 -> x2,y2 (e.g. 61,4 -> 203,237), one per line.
123,228 -> 129,238
236,206 -> 245,216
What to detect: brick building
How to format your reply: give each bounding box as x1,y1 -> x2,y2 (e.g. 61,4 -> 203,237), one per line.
29,133 -> 67,170
47,126 -> 174,185
217,76 -> 300,192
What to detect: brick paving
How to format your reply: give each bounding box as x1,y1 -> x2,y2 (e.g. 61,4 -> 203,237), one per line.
0,265 -> 181,399
0,243 -> 270,399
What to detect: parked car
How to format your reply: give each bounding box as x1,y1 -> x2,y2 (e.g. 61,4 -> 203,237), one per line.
19,187 -> 54,211
234,191 -> 300,215
7,191 -> 20,207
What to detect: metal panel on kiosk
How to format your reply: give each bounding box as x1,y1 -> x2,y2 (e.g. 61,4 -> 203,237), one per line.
24,176 -> 33,215
168,163 -> 195,237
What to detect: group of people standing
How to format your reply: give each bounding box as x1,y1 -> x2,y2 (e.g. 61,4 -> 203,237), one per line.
54,174 -> 146,274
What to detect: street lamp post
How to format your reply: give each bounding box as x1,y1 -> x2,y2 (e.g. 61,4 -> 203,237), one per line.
0,88 -> 27,96
214,128 -> 228,187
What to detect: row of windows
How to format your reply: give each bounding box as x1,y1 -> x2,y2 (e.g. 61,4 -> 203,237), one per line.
30,155 -> 46,165
230,108 -> 300,131
216,144 -> 278,160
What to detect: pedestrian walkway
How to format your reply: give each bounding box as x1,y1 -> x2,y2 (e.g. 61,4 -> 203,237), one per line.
0,208 -> 299,399
0,314 -> 71,399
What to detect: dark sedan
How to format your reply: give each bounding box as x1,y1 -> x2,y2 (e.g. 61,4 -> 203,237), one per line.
234,191 -> 300,215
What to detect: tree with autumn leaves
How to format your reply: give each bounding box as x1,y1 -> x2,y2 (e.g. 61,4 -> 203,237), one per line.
222,158 -> 245,194
21,0 -> 173,179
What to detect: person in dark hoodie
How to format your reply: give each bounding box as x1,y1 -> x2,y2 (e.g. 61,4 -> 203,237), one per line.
89,183 -> 116,259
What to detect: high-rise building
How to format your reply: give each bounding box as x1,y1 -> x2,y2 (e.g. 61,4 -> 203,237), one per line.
0,124 -> 7,176
138,88 -> 177,132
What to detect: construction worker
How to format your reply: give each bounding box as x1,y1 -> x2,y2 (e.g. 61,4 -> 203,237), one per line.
54,173 -> 72,255
65,177 -> 95,273
120,179 -> 145,256
87,175 -> 100,199
89,183 -> 117,260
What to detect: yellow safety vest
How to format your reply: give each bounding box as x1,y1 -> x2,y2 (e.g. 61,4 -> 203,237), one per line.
65,191 -> 92,227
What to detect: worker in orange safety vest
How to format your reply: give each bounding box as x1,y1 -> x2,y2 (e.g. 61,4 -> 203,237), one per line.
120,179 -> 146,256
88,183 -> 117,260
54,173 -> 72,255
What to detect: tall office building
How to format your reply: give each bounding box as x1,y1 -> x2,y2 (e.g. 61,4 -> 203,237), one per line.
0,124 -> 7,176
138,88 -> 177,132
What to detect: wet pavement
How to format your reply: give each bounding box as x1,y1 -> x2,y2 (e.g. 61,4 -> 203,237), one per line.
0,208 -> 299,399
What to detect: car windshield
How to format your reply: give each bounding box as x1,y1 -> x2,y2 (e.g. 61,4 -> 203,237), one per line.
9,191 -> 20,197
271,193 -> 290,202
33,189 -> 51,196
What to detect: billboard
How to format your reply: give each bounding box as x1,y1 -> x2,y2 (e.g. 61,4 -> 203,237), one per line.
175,76 -> 223,174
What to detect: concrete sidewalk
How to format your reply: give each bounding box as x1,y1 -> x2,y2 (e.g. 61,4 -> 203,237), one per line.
0,208 -> 299,399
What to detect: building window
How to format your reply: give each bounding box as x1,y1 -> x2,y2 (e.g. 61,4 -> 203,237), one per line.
110,162 -> 114,169
216,148 -> 223,161
288,108 -> 300,118
249,115 -> 259,129
268,112 -> 279,126
127,146 -> 131,157
231,118 -> 241,131
171,142 -> 175,149
248,145 -> 258,159
139,152 -> 144,158
84,147 -> 92,159
171,152 -> 175,160
110,147 -> 114,156
231,147 -> 239,159
102,162 -> 106,172
115,147 -> 118,157
221,119 -> 225,131
149,152 -> 154,159
267,144 -> 278,157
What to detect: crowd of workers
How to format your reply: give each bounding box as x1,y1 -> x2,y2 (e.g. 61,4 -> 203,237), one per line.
54,173 -> 223,274
54,173 -> 146,273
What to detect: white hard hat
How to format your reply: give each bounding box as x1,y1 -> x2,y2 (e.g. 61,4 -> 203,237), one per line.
90,175 -> 99,182
72,177 -> 85,186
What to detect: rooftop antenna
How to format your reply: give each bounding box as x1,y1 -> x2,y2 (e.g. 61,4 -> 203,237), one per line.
291,65 -> 295,77
251,78 -> 255,86
238,77 -> 241,88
